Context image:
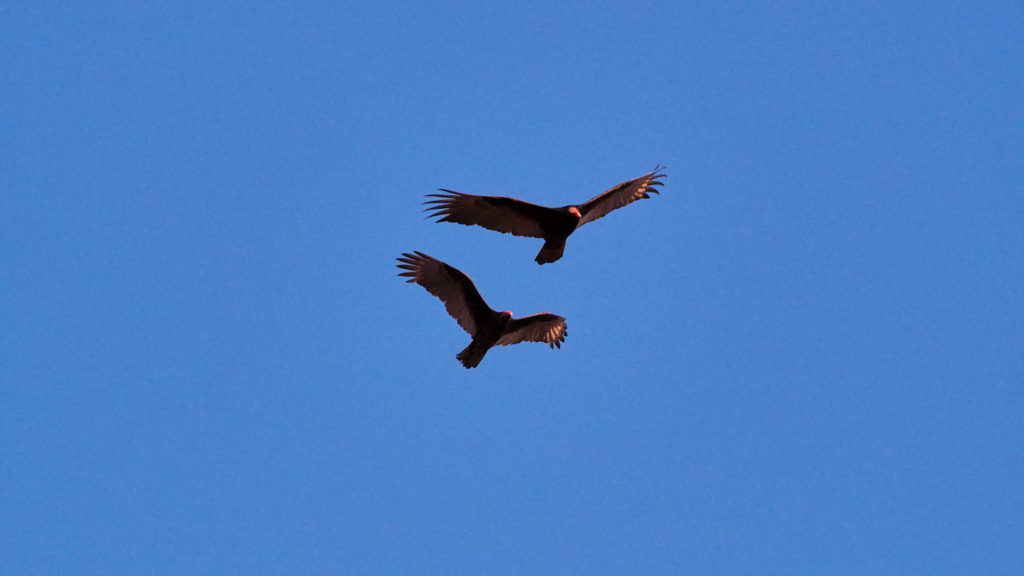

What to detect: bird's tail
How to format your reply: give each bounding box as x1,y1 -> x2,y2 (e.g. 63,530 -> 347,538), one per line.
534,240 -> 565,265
456,341 -> 489,369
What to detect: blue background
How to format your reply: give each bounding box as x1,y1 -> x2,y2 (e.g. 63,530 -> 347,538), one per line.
3,2 -> 1022,573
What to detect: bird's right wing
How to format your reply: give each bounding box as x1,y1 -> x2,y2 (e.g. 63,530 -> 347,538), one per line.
496,314 -> 567,348
424,191 -> 552,238
577,167 -> 666,226
397,251 -> 492,335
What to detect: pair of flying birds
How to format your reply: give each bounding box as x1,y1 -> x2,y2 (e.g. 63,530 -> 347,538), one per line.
398,167 -> 666,368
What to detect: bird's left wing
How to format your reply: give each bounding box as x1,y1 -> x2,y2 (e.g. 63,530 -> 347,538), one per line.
424,191 -> 552,238
396,251 -> 493,335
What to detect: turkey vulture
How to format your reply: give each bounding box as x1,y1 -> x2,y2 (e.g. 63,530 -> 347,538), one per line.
424,167 -> 665,264
397,251 -> 567,368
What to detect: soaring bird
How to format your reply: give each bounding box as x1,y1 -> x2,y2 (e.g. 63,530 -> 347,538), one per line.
397,251 -> 567,368
424,167 -> 665,264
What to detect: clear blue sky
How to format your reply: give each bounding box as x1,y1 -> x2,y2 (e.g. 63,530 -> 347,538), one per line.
3,2 -> 1022,574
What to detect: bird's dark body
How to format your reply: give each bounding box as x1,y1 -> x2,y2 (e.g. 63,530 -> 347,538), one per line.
456,310 -> 512,368
535,206 -> 582,264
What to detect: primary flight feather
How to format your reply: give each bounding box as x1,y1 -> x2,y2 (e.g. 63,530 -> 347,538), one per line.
424,167 -> 666,264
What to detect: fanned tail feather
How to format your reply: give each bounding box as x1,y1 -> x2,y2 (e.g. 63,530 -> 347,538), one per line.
534,240 -> 565,265
456,341 -> 489,369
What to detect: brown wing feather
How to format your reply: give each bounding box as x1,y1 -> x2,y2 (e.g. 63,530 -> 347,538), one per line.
396,251 -> 494,335
496,313 -> 568,349
577,167 -> 666,226
424,191 -> 553,238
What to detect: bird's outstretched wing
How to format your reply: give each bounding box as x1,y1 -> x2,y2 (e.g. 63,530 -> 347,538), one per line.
424,191 -> 554,238
396,251 -> 492,335
496,313 -> 567,348
577,167 -> 666,226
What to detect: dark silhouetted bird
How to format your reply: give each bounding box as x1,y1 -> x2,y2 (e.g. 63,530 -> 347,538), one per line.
424,167 -> 665,264
397,251 -> 567,368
